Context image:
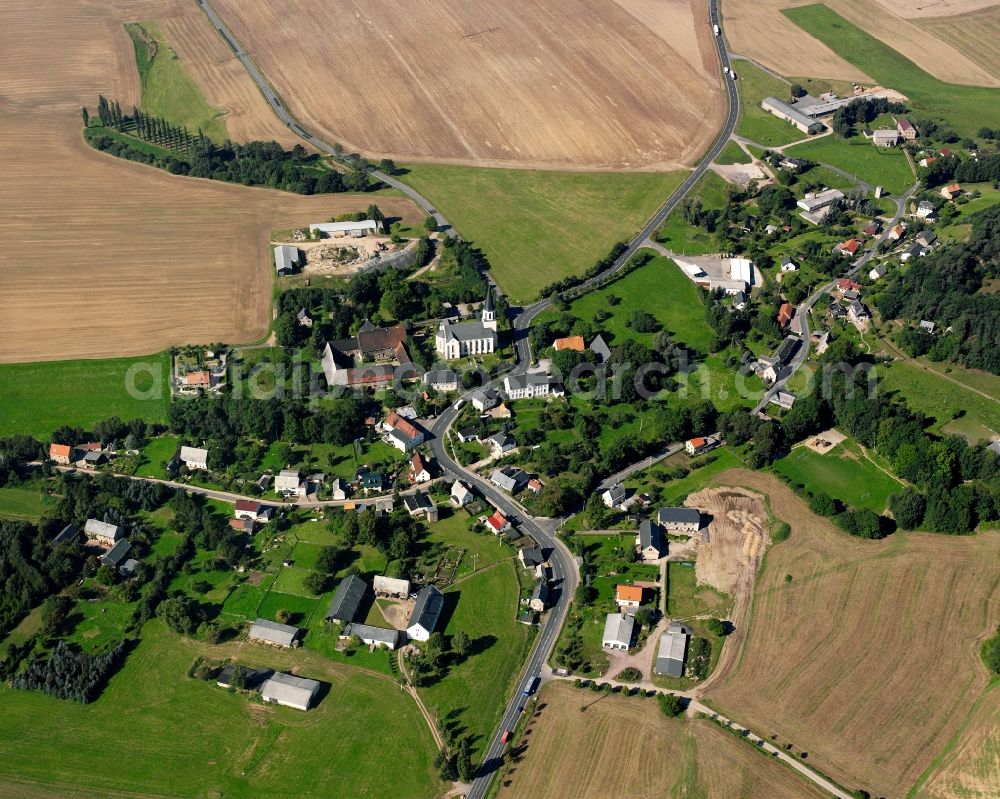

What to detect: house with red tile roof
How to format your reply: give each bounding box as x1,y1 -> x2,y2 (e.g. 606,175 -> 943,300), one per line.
49,443 -> 73,464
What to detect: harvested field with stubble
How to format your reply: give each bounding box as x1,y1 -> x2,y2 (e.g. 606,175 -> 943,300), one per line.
498,681 -> 827,799
0,0 -> 421,363
705,469 -> 1000,799
727,0 -> 1000,88
212,0 -> 725,171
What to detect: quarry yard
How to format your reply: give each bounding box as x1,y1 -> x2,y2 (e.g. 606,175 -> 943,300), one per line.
211,0 -> 726,170
0,0 -> 421,363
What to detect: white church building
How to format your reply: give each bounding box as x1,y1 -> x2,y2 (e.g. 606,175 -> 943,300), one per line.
435,288 -> 498,359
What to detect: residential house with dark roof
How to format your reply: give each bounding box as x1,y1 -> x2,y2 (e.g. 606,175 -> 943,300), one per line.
636,519 -> 664,561
658,507 -> 701,533
407,585 -> 445,641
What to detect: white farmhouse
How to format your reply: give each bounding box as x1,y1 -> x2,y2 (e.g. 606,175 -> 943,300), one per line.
179,446 -> 209,471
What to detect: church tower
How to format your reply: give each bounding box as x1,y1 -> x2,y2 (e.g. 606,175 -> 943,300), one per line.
481,286 -> 497,331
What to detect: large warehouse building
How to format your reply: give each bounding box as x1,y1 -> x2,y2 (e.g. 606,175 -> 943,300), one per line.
761,97 -> 825,135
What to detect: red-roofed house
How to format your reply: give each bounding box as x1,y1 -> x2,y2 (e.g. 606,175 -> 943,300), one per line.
384,412 -> 424,453
185,371 -> 212,388
777,302 -> 794,327
616,584 -> 645,609
837,278 -> 862,292
485,511 -> 510,535
939,148 -> 952,157
888,224 -> 905,241
49,443 -> 73,464
837,239 -> 861,257
685,437 -> 716,456
527,478 -> 544,494
410,451 -> 431,484
940,184 -> 962,200
553,336 -> 585,352
234,499 -> 268,522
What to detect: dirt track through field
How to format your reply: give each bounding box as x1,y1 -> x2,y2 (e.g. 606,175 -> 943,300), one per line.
0,0 -> 421,363
211,0 -> 725,171
498,681 -> 828,798
703,469 -> 1000,799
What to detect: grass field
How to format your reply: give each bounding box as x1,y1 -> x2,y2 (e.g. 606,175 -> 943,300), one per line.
0,622 -> 442,798
134,435 -> 180,477
399,164 -> 688,302
0,354 -> 170,438
785,134 -> 915,194
419,560 -> 534,759
877,358 -> 1000,442
0,485 -> 51,521
734,60 -> 803,147
628,447 -> 745,506
773,435 -> 903,512
655,170 -> 730,255
784,5 -> 1000,136
715,140 -> 752,165
666,561 -> 729,617
125,21 -> 227,142
536,251 -> 716,354
707,469 -> 1000,799
498,681 -> 828,799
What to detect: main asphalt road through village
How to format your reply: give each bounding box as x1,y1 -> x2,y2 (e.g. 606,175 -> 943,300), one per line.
202,2 -> 853,795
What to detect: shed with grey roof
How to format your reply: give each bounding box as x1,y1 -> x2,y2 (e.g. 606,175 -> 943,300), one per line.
326,574 -> 370,623
248,618 -> 301,648
407,585 -> 445,641
52,523 -> 79,546
100,539 -> 132,568
274,245 -> 300,275
260,671 -> 322,711
602,613 -> 635,650
654,622 -> 693,676
343,623 -> 404,649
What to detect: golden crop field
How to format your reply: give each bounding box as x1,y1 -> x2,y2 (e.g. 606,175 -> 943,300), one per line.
726,0 -> 1000,88
918,681 -> 1000,799
211,0 -> 726,171
706,470 -> 1000,798
498,682 -> 827,799
0,0 -> 420,363
917,5 -> 1000,81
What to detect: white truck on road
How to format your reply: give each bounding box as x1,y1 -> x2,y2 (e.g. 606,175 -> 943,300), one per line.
713,23 -> 720,35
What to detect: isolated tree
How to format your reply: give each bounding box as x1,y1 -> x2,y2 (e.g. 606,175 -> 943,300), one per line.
423,215 -> 438,232
705,618 -> 727,637
452,630 -> 470,658
275,609 -> 291,624
303,571 -> 329,595
657,693 -> 684,717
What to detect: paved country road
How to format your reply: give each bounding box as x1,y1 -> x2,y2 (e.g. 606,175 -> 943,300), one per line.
201,4 -> 856,796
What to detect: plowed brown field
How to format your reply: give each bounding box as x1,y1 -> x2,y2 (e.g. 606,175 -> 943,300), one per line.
211,0 -> 725,171
498,681 -> 827,798
0,0 -> 420,363
727,0 -> 1000,88
705,470 -> 1000,799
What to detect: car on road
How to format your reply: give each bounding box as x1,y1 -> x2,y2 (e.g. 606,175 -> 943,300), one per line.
501,730 -> 512,744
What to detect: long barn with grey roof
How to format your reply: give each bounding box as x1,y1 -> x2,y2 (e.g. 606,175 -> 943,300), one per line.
655,622 -> 693,677
343,623 -> 404,649
326,574 -> 370,623
260,672 -> 321,711
657,507 -> 701,533
248,618 -> 301,648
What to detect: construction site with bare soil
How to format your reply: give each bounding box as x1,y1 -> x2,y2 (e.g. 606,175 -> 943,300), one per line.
211,0 -> 726,171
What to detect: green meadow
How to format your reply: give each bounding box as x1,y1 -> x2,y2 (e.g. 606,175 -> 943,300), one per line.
400,164 -> 688,303
0,353 -> 170,438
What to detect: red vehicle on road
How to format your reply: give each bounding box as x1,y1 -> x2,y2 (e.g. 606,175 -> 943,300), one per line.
501,730 -> 512,744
